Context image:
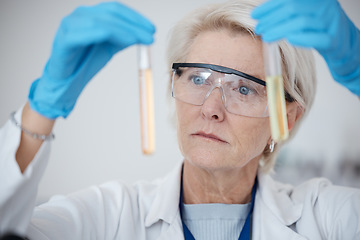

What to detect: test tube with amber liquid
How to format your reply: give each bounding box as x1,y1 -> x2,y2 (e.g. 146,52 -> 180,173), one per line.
263,42 -> 289,142
138,45 -> 155,154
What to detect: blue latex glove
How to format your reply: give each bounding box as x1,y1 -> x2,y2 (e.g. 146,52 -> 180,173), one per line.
28,2 -> 156,119
252,0 -> 360,96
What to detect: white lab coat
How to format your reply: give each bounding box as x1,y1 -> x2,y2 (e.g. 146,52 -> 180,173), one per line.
1,110 -> 359,240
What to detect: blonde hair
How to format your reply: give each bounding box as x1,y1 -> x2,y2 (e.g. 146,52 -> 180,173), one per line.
166,0 -> 317,172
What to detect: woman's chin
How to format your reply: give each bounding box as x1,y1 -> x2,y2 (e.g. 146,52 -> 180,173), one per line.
184,149 -> 247,171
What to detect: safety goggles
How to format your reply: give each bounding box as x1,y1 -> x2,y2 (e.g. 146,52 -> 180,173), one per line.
171,63 -> 293,118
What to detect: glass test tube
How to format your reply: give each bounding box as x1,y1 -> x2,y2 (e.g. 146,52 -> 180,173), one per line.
263,42 -> 289,142
138,45 -> 155,154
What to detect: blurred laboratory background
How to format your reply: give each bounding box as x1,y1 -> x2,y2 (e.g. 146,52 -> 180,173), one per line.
0,0 -> 359,204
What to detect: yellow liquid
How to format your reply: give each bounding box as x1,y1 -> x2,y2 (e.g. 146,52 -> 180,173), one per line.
139,69 -> 155,154
266,75 -> 289,141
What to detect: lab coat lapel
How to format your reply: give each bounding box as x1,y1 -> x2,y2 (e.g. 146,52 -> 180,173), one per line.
145,161 -> 183,226
252,173 -> 307,240
156,214 -> 184,240
145,161 -> 184,239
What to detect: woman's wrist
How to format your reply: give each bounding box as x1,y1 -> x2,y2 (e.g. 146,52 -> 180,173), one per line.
21,102 -> 55,136
15,102 -> 55,173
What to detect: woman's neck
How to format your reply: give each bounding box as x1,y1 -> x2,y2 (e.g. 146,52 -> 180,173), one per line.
182,159 -> 259,205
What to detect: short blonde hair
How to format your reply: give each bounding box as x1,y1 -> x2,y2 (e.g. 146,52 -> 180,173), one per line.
166,0 -> 317,172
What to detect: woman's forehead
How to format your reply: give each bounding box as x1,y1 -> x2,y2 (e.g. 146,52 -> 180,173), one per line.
186,29 -> 265,79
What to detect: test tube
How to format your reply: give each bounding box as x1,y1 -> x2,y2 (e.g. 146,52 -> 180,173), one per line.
138,45 -> 155,154
263,42 -> 289,142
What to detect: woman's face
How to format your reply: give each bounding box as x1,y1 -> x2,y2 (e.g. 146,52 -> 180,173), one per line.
176,29 -> 270,171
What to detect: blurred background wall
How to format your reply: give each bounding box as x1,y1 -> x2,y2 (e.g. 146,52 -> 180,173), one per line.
1,0 -> 359,204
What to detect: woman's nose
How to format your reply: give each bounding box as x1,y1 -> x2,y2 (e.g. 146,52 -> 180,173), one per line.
201,87 -> 225,121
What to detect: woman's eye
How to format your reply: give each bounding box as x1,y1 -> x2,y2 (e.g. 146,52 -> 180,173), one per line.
239,86 -> 250,95
190,75 -> 206,85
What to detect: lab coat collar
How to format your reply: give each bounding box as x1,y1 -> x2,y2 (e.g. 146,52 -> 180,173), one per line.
252,173 -> 306,240
145,164 -> 303,226
257,173 -> 303,225
145,162 -> 306,239
144,161 -> 183,227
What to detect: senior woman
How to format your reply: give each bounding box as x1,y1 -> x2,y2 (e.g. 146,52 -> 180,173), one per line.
1,0 -> 359,239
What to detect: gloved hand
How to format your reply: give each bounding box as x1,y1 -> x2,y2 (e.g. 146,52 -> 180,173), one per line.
28,2 -> 156,119
251,0 -> 360,96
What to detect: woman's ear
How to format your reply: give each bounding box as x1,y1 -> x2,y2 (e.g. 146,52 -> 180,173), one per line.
287,102 -> 303,131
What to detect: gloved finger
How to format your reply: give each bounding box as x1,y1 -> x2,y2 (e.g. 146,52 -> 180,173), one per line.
90,7 -> 155,46
254,7 -> 292,35
254,2 -> 319,35
253,0 -> 336,37
54,6 -> 155,51
251,0 -> 286,20
93,2 -> 156,34
58,17 -> 155,50
260,16 -> 328,43
46,2 -> 156,81
286,33 -> 332,50
48,20 -> 154,79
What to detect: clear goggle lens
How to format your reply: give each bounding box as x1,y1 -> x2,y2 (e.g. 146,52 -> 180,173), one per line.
171,63 -> 270,118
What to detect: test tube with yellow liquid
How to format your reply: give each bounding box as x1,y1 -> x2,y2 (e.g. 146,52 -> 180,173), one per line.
138,45 -> 155,154
263,42 -> 289,142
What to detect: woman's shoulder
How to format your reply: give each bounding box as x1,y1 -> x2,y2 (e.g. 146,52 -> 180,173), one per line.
259,174 -> 360,238
30,171 -> 176,237
78,162 -> 182,215
272,176 -> 360,238
288,177 -> 360,205
261,174 -> 360,203
97,162 -> 182,201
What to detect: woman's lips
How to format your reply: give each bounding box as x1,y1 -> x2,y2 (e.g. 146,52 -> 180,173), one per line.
192,131 -> 228,143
